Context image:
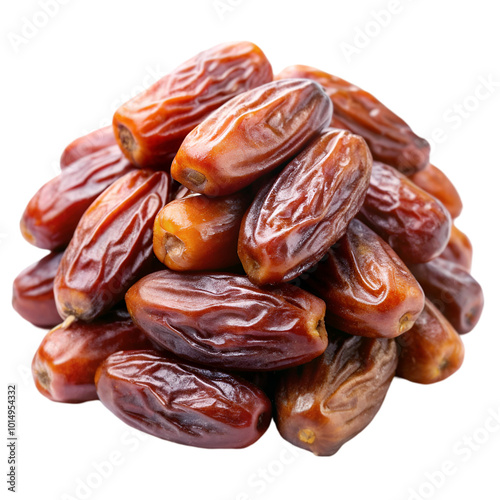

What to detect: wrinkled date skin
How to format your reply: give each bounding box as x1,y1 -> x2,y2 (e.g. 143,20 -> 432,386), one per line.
171,79 -> 333,196
304,219 -> 425,338
12,252 -> 63,328
154,190 -> 252,271
32,311 -> 155,403
60,126 -> 116,169
95,350 -> 272,449
439,225 -> 473,271
113,42 -> 273,169
358,161 -> 451,264
409,258 -> 483,334
238,129 -> 372,285
20,145 -> 136,250
396,299 -> 464,384
275,331 -> 397,456
275,65 -> 430,175
409,164 -> 462,219
54,169 -> 170,321
125,270 -> 328,371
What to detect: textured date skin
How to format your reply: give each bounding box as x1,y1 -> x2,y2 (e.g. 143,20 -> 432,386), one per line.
275,331 -> 397,456
54,169 -> 170,321
238,129 -> 372,284
396,299 -> 464,384
32,311 -> 154,403
12,252 -> 63,328
409,164 -> 462,219
275,65 -> 430,175
154,190 -> 251,271
125,270 -> 328,371
113,42 -> 273,169
171,79 -> 333,196
305,219 -> 425,338
439,225 -> 473,271
409,258 -> 483,334
60,126 -> 116,169
358,161 -> 451,264
20,145 -> 136,250
96,350 -> 272,449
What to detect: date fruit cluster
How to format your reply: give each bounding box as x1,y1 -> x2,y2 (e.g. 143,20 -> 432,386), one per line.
13,41 -> 484,456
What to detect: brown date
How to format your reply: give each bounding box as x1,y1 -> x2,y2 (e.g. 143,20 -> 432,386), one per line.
358,161 -> 451,264
439,225 -> 473,271
54,169 -> 170,321
275,331 -> 397,456
305,219 -> 425,338
32,311 -> 155,403
153,190 -> 251,271
275,65 -> 430,175
409,258 -> 483,334
20,145 -> 136,250
409,164 -> 462,219
238,128 -> 372,284
125,270 -> 328,371
60,126 -> 116,169
95,350 -> 272,449
396,299 -> 464,384
12,252 -> 63,328
113,42 -> 273,169
171,79 -> 333,196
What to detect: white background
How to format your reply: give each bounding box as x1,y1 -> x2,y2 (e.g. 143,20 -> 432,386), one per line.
1,1 -> 499,499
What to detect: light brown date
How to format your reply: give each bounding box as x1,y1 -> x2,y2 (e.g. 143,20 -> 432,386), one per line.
396,299 -> 464,384
275,65 -> 430,175
12,252 -> 63,328
439,225 -> 473,271
171,79 -> 333,196
409,164 -> 462,219
20,145 -> 136,250
358,161 -> 451,264
96,350 -> 272,449
275,331 -> 397,456
54,169 -> 170,321
125,270 -> 328,371
113,42 -> 273,169
409,258 -> 483,334
153,190 -> 251,271
32,310 -> 155,403
304,219 -> 425,338
238,129 -> 372,284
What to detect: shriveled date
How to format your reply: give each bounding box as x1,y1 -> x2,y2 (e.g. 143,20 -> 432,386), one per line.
96,350 -> 272,449
113,41 -> 273,169
12,252 -> 63,328
275,331 -> 398,456
396,299 -> 464,384
358,161 -> 451,264
305,219 -> 425,338
275,65 -> 430,175
125,270 -> 328,371
54,169 -> 170,321
171,79 -> 333,196
32,311 -> 155,403
238,129 -> 372,285
20,145 -> 136,250
439,225 -> 473,271
409,258 -> 483,334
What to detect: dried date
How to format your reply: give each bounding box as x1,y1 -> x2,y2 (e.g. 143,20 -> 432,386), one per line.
171,79 -> 333,196
439,225 -> 473,271
238,129 -> 372,284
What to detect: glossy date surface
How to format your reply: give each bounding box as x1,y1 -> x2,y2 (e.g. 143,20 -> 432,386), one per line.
238,129 -> 372,284
125,270 -> 328,371
171,79 -> 333,196
95,350 -> 272,449
439,225 -> 473,271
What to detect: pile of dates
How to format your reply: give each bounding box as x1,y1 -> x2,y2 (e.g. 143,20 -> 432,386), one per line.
13,41 -> 484,456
